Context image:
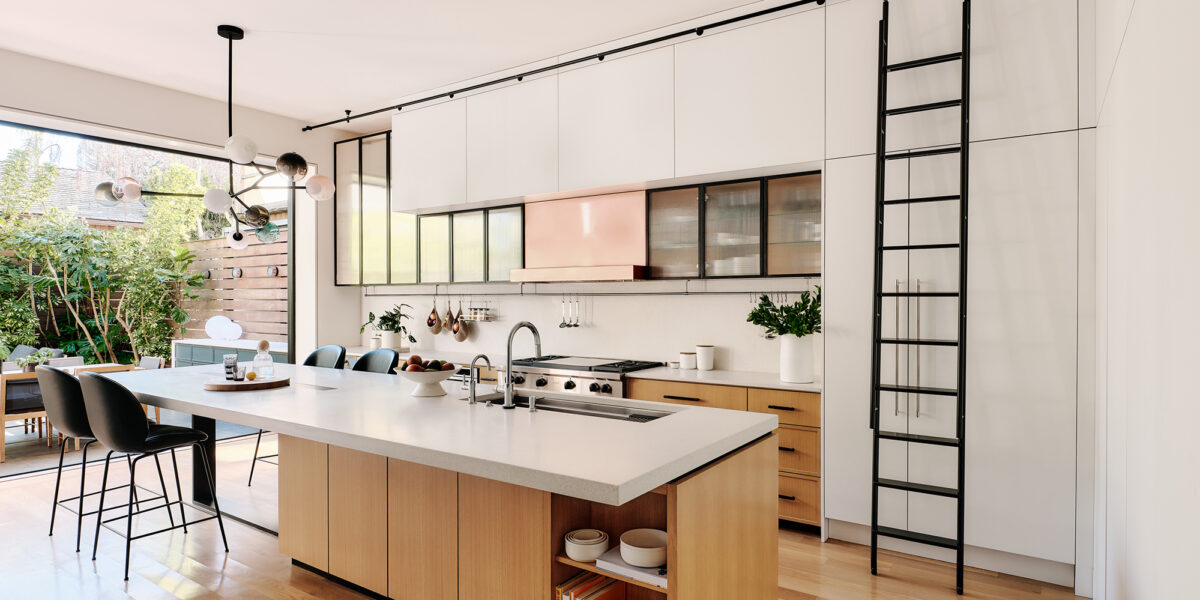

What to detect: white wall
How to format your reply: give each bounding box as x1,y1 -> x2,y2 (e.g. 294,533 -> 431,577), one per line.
361,279 -> 820,373
1093,2 -> 1200,598
0,48 -> 360,359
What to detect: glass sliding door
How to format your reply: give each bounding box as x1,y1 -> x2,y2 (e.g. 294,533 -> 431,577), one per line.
334,140 -> 361,285
648,187 -> 700,278
452,211 -> 485,282
361,134 -> 389,284
766,174 -> 822,275
419,214 -> 451,283
704,180 -> 761,277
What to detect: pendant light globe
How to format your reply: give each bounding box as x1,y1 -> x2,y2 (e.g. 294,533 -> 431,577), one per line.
115,177 -> 142,203
203,189 -> 234,213
305,174 -> 334,201
94,182 -> 120,207
224,135 -> 258,165
275,152 -> 308,181
227,229 -> 251,250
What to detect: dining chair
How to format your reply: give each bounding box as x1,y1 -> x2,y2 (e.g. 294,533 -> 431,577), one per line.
351,348 -> 400,374
1,370 -> 46,462
249,345 -> 345,486
138,356 -> 164,370
79,372 -> 228,581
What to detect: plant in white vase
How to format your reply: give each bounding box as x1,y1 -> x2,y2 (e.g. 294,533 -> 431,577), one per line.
361,304 -> 417,351
747,287 -> 821,383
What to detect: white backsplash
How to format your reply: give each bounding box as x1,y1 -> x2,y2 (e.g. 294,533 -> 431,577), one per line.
361,282 -> 823,375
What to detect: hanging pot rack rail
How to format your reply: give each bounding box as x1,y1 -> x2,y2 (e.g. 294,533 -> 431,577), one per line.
301,0 -> 825,132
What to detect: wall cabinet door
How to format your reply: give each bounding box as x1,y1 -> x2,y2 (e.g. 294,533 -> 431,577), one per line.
674,9 -> 825,176
392,100 -> 467,212
466,76 -> 558,202
558,47 -> 675,191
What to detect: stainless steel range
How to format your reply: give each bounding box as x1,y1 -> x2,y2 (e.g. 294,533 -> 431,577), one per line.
500,355 -> 663,398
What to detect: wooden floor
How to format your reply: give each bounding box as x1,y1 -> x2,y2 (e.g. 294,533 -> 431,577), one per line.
0,459 -> 1083,600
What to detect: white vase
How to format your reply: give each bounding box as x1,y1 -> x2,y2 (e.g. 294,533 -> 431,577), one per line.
779,334 -> 814,384
380,331 -> 409,352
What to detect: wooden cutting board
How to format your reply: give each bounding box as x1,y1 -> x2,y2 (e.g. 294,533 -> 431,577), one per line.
204,377 -> 291,392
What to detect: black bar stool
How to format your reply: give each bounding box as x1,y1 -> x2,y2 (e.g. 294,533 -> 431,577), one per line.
249,345 -> 346,486
351,348 -> 400,374
37,366 -> 174,553
79,372 -> 229,580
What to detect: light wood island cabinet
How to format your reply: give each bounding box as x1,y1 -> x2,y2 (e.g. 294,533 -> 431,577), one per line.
627,379 -> 822,527
278,433 -> 777,599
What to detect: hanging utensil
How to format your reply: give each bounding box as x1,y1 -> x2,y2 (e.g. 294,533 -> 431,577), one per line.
572,295 -> 581,327
443,299 -> 456,336
559,295 -> 569,328
427,297 -> 442,334
453,300 -> 469,342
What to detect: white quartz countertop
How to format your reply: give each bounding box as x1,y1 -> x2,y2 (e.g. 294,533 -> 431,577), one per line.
104,364 -> 776,505
627,366 -> 822,393
173,338 -> 288,353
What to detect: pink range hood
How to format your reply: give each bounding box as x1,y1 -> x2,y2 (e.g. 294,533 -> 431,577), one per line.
510,191 -> 646,282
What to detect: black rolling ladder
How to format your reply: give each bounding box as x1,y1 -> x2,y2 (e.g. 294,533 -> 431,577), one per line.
869,0 -> 970,595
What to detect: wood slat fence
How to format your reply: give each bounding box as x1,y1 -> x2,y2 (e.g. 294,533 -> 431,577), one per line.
180,229 -> 289,343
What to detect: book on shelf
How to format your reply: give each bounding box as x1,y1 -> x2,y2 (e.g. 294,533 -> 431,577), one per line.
556,572 -> 627,600
595,546 -> 668,589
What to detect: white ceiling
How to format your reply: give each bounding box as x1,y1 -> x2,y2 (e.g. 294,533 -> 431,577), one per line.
0,0 -> 758,133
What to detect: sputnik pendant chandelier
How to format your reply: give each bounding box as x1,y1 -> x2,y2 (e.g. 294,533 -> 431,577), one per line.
95,25 -> 334,249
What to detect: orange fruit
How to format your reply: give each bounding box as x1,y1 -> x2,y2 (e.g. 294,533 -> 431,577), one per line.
246,371 -> 257,381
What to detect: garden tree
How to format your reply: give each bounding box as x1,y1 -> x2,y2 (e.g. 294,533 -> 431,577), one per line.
142,163 -> 229,240
0,133 -> 58,347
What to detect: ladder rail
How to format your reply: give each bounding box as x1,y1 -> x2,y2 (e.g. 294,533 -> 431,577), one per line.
868,1 -> 889,578
955,0 -> 972,594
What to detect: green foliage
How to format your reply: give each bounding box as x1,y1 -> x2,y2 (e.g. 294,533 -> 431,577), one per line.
747,287 -> 822,338
16,348 -> 54,368
362,304 -> 417,343
0,145 -> 207,363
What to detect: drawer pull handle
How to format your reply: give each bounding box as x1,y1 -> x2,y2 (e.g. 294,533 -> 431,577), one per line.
779,446 -> 796,453
779,494 -> 796,501
664,395 -> 702,402
767,404 -> 796,411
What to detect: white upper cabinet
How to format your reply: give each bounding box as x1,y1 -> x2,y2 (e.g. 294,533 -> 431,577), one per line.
466,76 -> 558,202
674,10 -> 825,177
825,0 -> 882,159
392,100 -> 467,212
558,47 -> 675,192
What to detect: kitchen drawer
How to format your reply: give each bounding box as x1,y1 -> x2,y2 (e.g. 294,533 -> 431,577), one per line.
748,388 -> 820,427
778,473 -> 820,525
626,379 -> 747,411
778,426 -> 820,477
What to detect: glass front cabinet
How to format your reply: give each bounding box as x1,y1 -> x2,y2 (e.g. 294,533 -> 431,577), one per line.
647,172 -> 821,278
334,133 -> 524,285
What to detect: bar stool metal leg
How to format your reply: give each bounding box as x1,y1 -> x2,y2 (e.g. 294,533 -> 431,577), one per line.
248,429 -> 263,486
152,453 -> 175,527
76,440 -> 94,552
195,443 -> 229,552
169,448 -> 188,533
48,438 -> 67,536
124,456 -> 142,580
92,451 -> 113,561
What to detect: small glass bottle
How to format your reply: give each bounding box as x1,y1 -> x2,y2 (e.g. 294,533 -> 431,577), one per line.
252,339 -> 274,379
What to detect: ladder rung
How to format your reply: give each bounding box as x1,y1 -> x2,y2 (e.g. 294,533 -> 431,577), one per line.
877,526 -> 959,549
876,478 -> 960,498
878,384 -> 958,396
880,338 -> 959,347
877,431 -> 961,447
885,146 -> 961,160
880,291 -> 959,298
885,99 -> 962,116
882,195 -> 960,206
886,52 -> 964,72
881,243 -> 960,251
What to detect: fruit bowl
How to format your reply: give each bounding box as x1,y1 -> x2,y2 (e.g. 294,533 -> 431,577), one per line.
398,369 -> 456,396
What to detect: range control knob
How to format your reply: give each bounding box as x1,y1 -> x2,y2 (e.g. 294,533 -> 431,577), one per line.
564,380 -> 577,390
512,375 -> 526,385
535,378 -> 548,387
600,383 -> 613,394
588,382 -> 601,392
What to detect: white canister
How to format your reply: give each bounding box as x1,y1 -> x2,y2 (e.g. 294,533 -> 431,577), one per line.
368,336 -> 382,350
695,345 -> 714,371
779,334 -> 815,383
679,352 -> 697,370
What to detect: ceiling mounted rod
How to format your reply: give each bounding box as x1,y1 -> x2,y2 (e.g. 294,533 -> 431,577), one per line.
300,0 -> 825,132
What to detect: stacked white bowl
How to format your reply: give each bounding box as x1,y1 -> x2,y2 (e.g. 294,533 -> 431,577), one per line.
619,528 -> 668,568
564,529 -> 609,562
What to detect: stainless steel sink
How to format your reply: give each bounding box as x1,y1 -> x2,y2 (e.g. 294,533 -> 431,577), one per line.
472,392 -> 672,423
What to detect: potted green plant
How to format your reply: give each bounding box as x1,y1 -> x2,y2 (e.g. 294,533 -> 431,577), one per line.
16,348 -> 55,373
747,287 -> 821,383
362,304 -> 418,351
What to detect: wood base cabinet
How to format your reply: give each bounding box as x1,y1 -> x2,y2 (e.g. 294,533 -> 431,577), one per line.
278,434 -> 778,599
628,380 -> 823,526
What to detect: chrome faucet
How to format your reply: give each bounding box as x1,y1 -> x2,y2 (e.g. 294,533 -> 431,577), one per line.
468,354 -> 492,405
504,321 -> 541,410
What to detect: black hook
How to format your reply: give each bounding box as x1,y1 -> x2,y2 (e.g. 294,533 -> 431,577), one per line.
344,109 -> 351,123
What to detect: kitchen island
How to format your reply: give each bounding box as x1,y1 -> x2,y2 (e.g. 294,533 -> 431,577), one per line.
105,363 -> 779,600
